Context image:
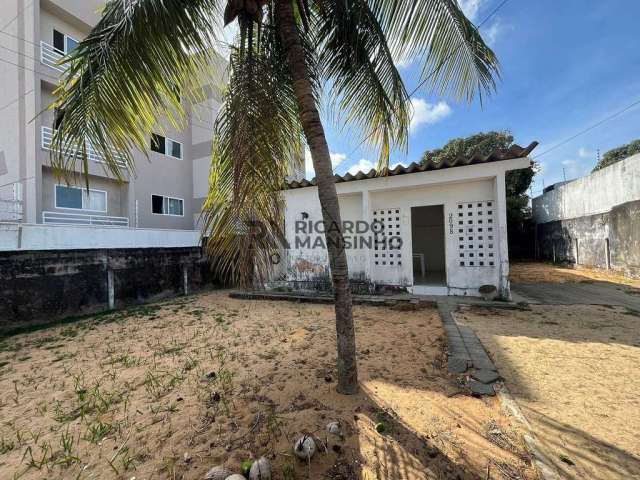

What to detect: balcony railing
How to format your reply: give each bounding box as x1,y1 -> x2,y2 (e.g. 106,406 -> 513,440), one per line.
43,211 -> 129,227
41,126 -> 127,168
40,41 -> 65,73
0,199 -> 22,222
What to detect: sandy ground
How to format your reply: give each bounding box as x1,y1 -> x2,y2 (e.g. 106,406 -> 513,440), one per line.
454,304 -> 640,480
510,261 -> 640,288
0,291 -> 535,480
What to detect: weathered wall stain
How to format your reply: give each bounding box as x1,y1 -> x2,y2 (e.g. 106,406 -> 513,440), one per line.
0,247 -> 214,329
536,199 -> 640,278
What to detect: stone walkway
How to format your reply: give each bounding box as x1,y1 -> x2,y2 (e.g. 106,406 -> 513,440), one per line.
437,300 -> 501,396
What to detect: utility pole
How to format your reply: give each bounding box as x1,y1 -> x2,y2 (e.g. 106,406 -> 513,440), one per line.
562,167 -> 567,182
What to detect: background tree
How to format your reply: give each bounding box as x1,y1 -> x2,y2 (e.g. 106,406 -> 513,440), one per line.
49,0 -> 498,394
420,131 -> 535,226
593,139 -> 640,171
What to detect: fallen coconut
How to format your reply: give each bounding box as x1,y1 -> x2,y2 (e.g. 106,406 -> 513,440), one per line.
294,435 -> 316,460
326,421 -> 341,435
249,456 -> 271,480
204,465 -> 233,480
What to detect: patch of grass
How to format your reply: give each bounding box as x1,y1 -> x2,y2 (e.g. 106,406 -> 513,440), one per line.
0,436 -> 15,454
0,301 -> 165,341
56,428 -> 81,468
85,421 -> 113,443
52,352 -> 76,363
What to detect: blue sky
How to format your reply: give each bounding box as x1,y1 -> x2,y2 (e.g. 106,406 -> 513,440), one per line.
308,0 -> 640,196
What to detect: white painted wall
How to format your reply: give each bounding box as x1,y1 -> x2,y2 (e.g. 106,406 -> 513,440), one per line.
533,153 -> 640,223
283,158 -> 529,296
0,223 -> 201,251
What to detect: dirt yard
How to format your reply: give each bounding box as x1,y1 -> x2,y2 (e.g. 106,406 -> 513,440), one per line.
0,291 -> 535,480
510,261 -> 640,288
455,303 -> 640,480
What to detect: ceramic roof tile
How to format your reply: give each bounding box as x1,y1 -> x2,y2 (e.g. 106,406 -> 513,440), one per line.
287,141 -> 538,189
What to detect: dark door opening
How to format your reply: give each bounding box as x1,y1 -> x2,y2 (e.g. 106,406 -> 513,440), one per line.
411,205 -> 446,286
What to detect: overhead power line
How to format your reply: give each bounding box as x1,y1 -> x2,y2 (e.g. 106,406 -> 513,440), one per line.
0,1 -> 34,32
0,88 -> 34,114
0,55 -> 61,81
533,97 -> 640,159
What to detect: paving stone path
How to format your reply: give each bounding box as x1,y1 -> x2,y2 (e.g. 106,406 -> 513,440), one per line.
437,301 -> 500,396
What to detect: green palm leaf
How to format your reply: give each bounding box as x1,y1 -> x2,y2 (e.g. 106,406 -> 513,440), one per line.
313,0 -> 410,169
368,0 -> 499,101
50,0 -> 223,184
202,22 -> 304,287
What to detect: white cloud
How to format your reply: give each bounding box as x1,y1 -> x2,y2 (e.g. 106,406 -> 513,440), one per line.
409,98 -> 452,132
330,152 -> 347,168
390,160 -> 408,170
578,147 -> 593,159
347,159 -> 375,175
458,0 -> 483,22
484,18 -> 503,45
394,54 -> 415,69
559,158 -> 590,180
305,149 -> 348,177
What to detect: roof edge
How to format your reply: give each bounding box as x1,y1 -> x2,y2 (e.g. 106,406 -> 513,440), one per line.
287,141 -> 538,189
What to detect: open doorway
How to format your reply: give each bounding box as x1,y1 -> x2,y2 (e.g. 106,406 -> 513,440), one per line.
411,205 -> 446,286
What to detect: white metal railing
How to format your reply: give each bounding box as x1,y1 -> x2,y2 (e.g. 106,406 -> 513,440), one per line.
42,211 -> 129,227
40,41 -> 65,73
0,199 -> 22,222
41,126 -> 127,168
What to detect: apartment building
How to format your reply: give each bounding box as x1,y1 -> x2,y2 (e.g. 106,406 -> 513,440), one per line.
0,0 -> 225,230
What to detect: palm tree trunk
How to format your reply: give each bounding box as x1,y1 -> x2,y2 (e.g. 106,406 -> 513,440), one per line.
276,0 -> 358,394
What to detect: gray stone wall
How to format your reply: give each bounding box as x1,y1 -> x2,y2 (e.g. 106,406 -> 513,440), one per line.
0,247 -> 213,330
536,199 -> 640,278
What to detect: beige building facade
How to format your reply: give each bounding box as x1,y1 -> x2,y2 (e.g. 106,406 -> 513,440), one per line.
0,0 -> 225,230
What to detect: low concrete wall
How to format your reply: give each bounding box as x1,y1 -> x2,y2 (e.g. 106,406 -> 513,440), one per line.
0,223 -> 201,251
536,200 -> 640,278
0,247 -> 213,331
532,153 -> 640,223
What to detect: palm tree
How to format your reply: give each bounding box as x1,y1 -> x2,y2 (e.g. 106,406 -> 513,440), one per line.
50,0 -> 498,394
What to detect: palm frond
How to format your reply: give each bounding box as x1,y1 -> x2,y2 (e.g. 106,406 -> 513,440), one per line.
367,0 -> 499,102
50,0 -> 223,183
312,0 -> 410,169
201,21 -> 304,287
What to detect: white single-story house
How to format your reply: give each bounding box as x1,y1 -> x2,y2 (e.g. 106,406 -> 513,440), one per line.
280,142 -> 538,297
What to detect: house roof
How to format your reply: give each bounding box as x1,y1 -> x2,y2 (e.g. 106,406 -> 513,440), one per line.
287,141 -> 538,189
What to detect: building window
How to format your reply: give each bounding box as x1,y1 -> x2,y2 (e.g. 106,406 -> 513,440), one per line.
151,195 -> 184,216
55,185 -> 107,212
151,133 -> 182,160
53,29 -> 78,54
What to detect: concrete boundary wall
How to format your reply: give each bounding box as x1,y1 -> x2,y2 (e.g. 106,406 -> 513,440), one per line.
533,154 -> 640,223
0,247 -> 213,330
0,223 -> 201,251
536,199 -> 640,278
